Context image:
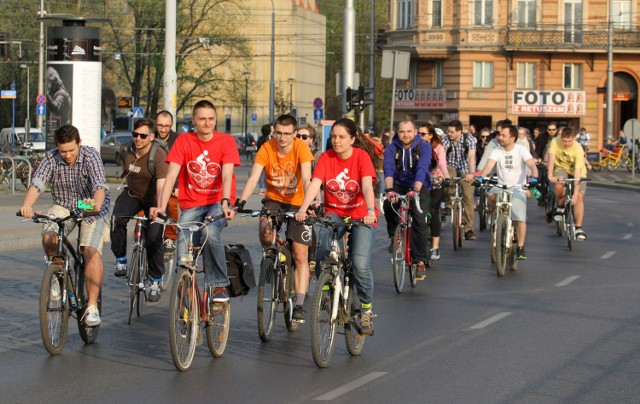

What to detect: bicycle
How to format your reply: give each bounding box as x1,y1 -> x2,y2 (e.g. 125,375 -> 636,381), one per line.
449,177 -> 465,250
164,213 -> 231,371
308,217 -> 370,368
381,192 -> 430,293
237,207 -> 300,342
477,176 -> 496,232
553,178 -> 590,251
17,210 -> 102,355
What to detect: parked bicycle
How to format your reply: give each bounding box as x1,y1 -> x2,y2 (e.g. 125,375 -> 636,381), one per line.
17,210 -> 102,355
163,213 -> 230,371
307,217 -> 370,368
554,178 -> 591,251
449,177 -> 465,250
380,192 -> 430,293
237,207 -> 300,342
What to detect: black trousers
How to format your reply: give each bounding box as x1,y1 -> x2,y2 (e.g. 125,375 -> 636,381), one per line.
110,190 -> 165,279
383,186 -> 432,263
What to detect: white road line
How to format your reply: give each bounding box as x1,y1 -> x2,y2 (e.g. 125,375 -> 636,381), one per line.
315,372 -> 388,401
623,233 -> 633,240
468,312 -> 512,330
627,222 -> 634,227
601,251 -> 617,259
555,275 -> 580,287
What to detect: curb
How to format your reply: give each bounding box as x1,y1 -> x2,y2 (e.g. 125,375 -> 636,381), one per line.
589,181 -> 640,193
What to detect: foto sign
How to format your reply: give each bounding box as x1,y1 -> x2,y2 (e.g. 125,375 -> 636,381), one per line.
512,91 -> 585,115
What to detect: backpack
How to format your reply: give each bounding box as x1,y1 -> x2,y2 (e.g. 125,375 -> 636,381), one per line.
225,244 -> 256,297
394,141 -> 422,171
430,148 -> 439,171
446,133 -> 470,158
126,139 -> 170,177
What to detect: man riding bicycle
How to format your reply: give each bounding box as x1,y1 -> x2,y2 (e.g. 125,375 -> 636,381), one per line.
19,125 -> 110,326
479,124 -> 539,260
110,117 -> 169,302
383,120 -> 432,278
237,114 -> 315,321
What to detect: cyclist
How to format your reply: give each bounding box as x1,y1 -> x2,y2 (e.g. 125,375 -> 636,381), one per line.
443,119 -> 478,240
547,127 -> 588,241
110,117 -> 168,302
295,118 -> 378,335
237,114 -> 315,321
479,124 -> 539,260
155,110 -> 179,258
383,120 -> 432,277
151,100 -> 239,302
19,124 -> 110,326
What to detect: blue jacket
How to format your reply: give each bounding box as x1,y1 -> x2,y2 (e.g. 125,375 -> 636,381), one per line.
383,135 -> 432,189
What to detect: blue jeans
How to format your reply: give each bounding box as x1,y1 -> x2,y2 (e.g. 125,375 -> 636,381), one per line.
177,204 -> 229,287
315,213 -> 375,305
258,171 -> 266,190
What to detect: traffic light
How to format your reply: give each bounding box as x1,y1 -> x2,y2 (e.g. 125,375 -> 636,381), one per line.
345,87 -> 353,112
358,85 -> 365,109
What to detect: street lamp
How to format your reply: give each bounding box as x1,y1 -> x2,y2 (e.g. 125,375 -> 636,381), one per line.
244,71 -> 251,146
19,64 -> 30,129
288,77 -> 295,115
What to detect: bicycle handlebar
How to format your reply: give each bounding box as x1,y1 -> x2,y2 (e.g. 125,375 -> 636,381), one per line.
379,192 -> 423,215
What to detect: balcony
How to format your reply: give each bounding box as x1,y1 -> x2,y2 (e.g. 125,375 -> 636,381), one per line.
506,27 -> 640,52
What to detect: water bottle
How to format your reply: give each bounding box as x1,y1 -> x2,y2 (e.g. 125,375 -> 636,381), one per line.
530,186 -> 542,200
68,291 -> 78,309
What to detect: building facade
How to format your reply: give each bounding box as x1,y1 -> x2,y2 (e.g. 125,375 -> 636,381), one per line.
384,0 -> 640,150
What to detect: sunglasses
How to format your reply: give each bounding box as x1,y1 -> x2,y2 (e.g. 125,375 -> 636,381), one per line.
481,136 -> 489,139
132,131 -> 151,139
418,131 -> 429,135
547,128 -> 557,131
296,134 -> 312,140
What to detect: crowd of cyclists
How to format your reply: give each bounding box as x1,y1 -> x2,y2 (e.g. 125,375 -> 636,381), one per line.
18,100 -> 595,343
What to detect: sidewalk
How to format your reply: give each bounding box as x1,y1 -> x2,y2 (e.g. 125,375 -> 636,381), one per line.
0,160 -> 638,252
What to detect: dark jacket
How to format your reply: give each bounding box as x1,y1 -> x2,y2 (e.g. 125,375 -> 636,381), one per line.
383,135 -> 432,190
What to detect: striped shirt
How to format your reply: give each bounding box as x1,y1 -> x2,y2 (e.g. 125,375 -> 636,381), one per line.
442,134 -> 477,173
32,145 -> 110,221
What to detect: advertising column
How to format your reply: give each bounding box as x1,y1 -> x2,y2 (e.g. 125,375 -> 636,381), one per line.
46,19 -> 102,151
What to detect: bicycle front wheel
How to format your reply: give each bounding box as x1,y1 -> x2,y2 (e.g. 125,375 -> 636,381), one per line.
161,254 -> 175,291
452,204 -> 462,250
566,204 -> 574,251
310,270 -> 338,368
478,194 -> 487,231
391,226 -> 406,294
206,300 -> 230,358
39,263 -> 70,355
257,255 -> 278,342
168,267 -> 199,371
344,284 -> 365,356
128,248 -> 141,325
605,158 -> 618,172
495,217 -> 507,277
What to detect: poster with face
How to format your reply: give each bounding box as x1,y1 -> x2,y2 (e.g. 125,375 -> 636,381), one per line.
46,64 -> 73,133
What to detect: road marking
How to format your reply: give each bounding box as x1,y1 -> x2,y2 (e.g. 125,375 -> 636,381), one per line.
468,312 -> 512,330
555,275 -> 580,287
627,222 -> 634,227
623,233 -> 633,240
315,372 -> 388,401
601,251 -> 616,259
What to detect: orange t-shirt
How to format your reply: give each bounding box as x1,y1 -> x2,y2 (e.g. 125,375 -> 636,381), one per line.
255,138 -> 314,206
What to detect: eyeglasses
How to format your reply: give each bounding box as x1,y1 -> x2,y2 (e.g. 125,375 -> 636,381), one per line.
296,134 -> 312,140
132,131 -> 151,139
275,131 -> 295,137
417,131 -> 429,135
157,124 -> 172,130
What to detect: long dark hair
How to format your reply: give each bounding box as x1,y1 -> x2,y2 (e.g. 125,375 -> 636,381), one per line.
330,118 -> 378,166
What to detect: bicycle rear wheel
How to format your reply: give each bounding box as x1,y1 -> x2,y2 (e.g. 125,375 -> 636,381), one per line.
490,220 -> 497,264
391,226 -> 406,294
344,284 -> 365,356
283,261 -> 300,333
310,271 -> 337,368
566,204 -> 574,251
161,254 -> 175,291
206,300 -> 230,358
168,267 -> 198,371
39,263 -> 70,355
478,193 -> 487,231
605,158 -> 618,172
77,264 -> 101,344
128,248 -> 141,324
452,204 -> 462,250
138,252 -> 148,317
257,255 -> 278,342
495,217 -> 507,277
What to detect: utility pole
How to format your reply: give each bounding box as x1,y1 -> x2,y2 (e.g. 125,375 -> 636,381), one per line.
37,0 -> 44,130
342,0 -> 355,117
368,0 -> 375,130
605,0 -> 614,139
164,0 -> 177,130
269,0 -> 275,124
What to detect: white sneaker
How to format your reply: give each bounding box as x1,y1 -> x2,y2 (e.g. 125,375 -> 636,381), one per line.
163,239 -> 176,261
553,207 -> 565,222
83,305 -> 101,326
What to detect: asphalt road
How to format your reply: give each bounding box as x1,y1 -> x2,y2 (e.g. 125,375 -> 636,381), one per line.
0,186 -> 639,403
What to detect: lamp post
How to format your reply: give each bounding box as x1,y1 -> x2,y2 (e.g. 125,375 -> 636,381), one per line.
244,71 -> 251,146
19,64 -> 30,129
288,77 -> 295,115
269,0 -> 275,123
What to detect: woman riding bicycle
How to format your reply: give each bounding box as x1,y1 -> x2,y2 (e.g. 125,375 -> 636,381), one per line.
295,118 -> 378,335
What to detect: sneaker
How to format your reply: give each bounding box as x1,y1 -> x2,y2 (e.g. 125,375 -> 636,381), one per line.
388,239 -> 394,254
309,260 -> 316,274
516,246 -> 527,260
430,248 -> 440,261
440,214 -> 447,224
416,261 -> 426,279
83,305 -> 101,326
442,207 -> 451,216
114,261 -> 127,278
359,310 -> 374,335
553,207 -> 565,222
576,229 -> 587,241
293,305 -> 306,321
148,281 -> 161,302
163,239 -> 176,261
50,280 -> 61,301
465,230 -> 477,240
211,287 -> 230,303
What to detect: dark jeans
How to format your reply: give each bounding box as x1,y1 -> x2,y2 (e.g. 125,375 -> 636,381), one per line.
110,190 -> 165,279
383,186 -> 432,263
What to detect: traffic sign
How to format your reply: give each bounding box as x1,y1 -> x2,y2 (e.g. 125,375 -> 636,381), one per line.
36,94 -> 46,105
36,104 -> 46,116
313,97 -> 323,109
1,90 -> 16,99
132,107 -> 145,119
251,113 -> 257,122
118,96 -> 133,108
314,109 -> 324,121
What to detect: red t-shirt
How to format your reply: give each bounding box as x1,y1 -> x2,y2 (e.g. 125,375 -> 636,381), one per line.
313,148 -> 378,221
166,132 -> 240,210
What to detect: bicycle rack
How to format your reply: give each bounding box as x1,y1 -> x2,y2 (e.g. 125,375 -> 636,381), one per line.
0,156 -> 32,194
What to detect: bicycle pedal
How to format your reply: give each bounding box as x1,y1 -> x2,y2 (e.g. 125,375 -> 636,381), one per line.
292,319 -> 305,324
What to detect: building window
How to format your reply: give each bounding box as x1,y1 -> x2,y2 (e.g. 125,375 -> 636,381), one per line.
516,0 -> 536,28
613,0 -> 632,29
517,62 -> 536,89
473,62 -> 493,88
410,62 -> 418,88
563,63 -> 582,89
564,0 -> 583,44
434,61 -> 443,88
432,0 -> 442,28
474,0 -> 493,26
396,0 -> 414,30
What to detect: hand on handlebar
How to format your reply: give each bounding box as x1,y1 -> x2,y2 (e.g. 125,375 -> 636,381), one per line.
150,207 -> 165,220
295,210 -> 308,222
385,190 -> 399,203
